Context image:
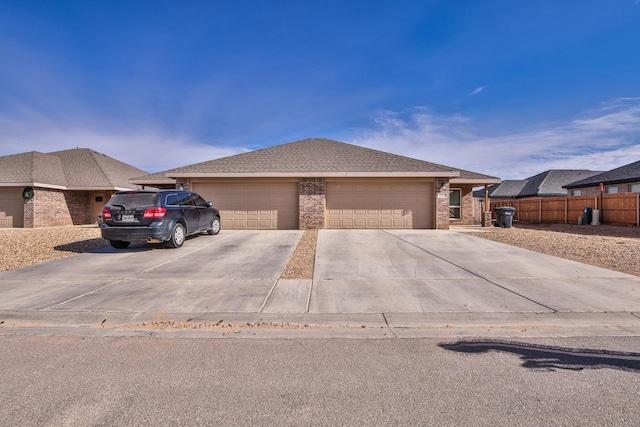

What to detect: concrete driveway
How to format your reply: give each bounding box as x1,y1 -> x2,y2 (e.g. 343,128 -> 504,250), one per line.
1,229 -> 639,337
0,230 -> 302,313
311,230 -> 640,313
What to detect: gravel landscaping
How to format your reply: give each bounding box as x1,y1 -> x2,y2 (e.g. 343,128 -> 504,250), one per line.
0,224 -> 638,277
464,223 -> 640,277
0,226 -> 109,272
280,230 -> 317,279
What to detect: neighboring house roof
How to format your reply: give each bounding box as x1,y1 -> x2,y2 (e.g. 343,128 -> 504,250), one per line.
564,160 -> 640,189
472,183 -> 499,198
489,180 -> 528,198
0,152 -> 68,188
519,170 -> 602,197
0,148 -> 147,191
487,170 -> 603,199
134,138 -> 499,184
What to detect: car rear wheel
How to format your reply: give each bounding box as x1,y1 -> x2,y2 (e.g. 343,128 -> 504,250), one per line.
110,240 -> 130,249
167,223 -> 186,248
207,217 -> 221,235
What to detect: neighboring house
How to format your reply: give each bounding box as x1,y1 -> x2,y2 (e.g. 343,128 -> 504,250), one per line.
563,160 -> 640,195
472,183 -> 499,199
484,170 -> 603,200
0,149 -> 147,228
132,138 -> 500,230
486,180 -> 528,199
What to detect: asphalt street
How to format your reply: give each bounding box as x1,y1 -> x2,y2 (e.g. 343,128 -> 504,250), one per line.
1,335 -> 639,426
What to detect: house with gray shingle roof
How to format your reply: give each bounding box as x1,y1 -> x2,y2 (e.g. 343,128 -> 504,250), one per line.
563,160 -> 640,195
481,170 -> 603,201
133,138 -> 500,230
0,149 -> 147,227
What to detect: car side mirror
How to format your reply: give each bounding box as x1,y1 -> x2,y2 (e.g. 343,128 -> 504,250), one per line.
207,201 -> 213,207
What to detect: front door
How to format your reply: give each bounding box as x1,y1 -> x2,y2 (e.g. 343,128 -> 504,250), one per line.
92,193 -> 107,223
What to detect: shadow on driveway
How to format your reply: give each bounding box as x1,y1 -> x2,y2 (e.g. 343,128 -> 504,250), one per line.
53,238 -> 110,254
439,340 -> 640,373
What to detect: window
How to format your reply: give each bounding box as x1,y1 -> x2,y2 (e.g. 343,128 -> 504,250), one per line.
165,193 -> 180,205
193,194 -> 209,207
108,193 -> 158,208
606,186 -> 619,194
449,189 -> 461,219
572,190 -> 582,196
631,184 -> 640,193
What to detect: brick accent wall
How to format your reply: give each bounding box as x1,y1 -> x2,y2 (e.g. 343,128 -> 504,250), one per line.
24,188 -> 94,227
435,178 -> 450,230
32,188 -> 72,227
64,191 -> 92,225
299,178 -> 325,229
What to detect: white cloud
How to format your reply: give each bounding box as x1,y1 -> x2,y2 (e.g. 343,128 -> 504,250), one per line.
0,112 -> 246,173
470,86 -> 486,95
350,98 -> 640,180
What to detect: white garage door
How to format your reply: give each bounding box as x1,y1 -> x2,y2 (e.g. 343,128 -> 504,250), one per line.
0,188 -> 24,228
326,180 -> 433,229
192,181 -> 298,230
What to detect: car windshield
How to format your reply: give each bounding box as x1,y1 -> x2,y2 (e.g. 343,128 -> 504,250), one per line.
106,193 -> 158,209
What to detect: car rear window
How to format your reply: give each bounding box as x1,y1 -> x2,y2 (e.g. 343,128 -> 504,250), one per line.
106,193 -> 158,209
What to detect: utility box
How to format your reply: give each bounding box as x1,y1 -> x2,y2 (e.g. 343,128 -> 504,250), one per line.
494,207 -> 516,228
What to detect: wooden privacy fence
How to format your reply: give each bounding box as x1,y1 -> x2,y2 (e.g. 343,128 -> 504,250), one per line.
490,193 -> 640,226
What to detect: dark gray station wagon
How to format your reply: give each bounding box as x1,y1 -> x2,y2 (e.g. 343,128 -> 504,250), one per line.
100,190 -> 221,249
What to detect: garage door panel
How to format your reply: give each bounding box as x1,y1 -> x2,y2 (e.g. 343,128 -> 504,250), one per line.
327,181 -> 433,229
193,182 -> 298,230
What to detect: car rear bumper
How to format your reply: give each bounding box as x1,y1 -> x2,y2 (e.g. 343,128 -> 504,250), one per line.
100,222 -> 172,242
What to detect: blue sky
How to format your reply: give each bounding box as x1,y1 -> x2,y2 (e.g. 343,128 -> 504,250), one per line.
1,0 -> 639,179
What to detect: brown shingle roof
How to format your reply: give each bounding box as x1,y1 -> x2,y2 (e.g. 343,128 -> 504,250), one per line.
0,152 -> 67,187
166,138 -> 465,178
0,148 -> 147,190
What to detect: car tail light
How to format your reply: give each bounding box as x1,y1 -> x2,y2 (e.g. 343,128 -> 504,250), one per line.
143,207 -> 167,218
102,208 -> 112,219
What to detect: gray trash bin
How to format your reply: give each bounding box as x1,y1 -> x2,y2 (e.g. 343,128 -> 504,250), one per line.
494,207 -> 515,228
582,207 -> 592,225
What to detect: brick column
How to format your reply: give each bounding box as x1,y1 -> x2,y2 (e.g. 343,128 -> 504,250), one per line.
24,195 -> 34,228
299,178 -> 325,229
435,179 -> 450,230
482,211 -> 492,227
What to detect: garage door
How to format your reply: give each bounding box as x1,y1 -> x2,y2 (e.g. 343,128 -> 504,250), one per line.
0,188 -> 24,228
326,180 -> 433,229
192,181 -> 298,229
